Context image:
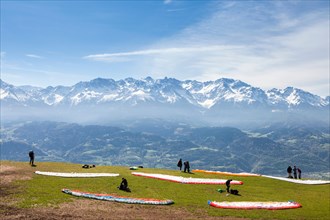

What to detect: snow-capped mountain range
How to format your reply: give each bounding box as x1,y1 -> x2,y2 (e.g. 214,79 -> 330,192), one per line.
1,77 -> 328,109
1,77 -> 329,126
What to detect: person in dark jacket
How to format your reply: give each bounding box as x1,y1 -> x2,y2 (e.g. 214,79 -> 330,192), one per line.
183,161 -> 190,173
293,166 -> 297,179
28,150 -> 35,166
297,167 -> 302,179
177,158 -> 183,171
183,161 -> 187,172
226,179 -> 232,193
287,166 -> 292,178
119,178 -> 129,191
186,161 -> 190,173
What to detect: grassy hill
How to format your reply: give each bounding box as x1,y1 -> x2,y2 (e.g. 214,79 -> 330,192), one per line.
1,161 -> 329,219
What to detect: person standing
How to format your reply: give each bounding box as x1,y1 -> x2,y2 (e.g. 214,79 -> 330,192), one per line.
287,166 -> 292,178
28,150 -> 35,166
177,158 -> 183,171
226,179 -> 232,193
297,167 -> 302,179
183,161 -> 187,172
293,166 -> 297,179
186,161 -> 190,173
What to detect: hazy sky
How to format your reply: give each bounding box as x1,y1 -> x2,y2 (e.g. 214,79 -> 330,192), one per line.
1,0 -> 329,96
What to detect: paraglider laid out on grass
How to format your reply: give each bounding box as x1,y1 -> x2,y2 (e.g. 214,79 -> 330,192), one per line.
261,175 -> 330,185
62,189 -> 174,205
32,167 -> 311,211
35,171 -> 120,178
208,200 -> 302,210
193,169 -> 261,177
191,169 -> 330,185
131,172 -> 243,185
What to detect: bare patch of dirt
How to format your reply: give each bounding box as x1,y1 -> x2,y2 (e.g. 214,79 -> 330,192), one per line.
0,165 -> 33,184
1,199 -> 245,220
0,164 -> 34,204
0,163 -> 247,219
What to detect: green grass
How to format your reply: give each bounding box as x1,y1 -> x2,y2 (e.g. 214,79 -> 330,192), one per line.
3,161 -> 330,219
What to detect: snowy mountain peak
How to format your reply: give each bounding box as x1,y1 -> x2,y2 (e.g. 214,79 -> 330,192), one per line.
1,77 -> 328,110
266,87 -> 327,107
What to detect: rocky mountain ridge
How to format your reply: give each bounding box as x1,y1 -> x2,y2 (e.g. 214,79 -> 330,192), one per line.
1,77 -> 329,126
1,77 -> 328,109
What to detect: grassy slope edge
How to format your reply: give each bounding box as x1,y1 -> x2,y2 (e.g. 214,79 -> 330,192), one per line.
1,161 -> 329,220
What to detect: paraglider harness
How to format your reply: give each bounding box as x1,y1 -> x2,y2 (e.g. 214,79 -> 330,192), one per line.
230,189 -> 239,195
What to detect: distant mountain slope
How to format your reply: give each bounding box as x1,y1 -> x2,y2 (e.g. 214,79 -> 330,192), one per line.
1,77 -> 329,126
1,121 -> 329,177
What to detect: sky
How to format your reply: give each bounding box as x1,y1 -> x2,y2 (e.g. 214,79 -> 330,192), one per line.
1,0 -> 329,97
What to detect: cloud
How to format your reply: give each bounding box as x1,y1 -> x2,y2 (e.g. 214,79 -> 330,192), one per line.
163,0 -> 172,5
0,51 -> 5,58
83,1 -> 329,96
221,1 -> 236,9
167,8 -> 185,12
83,45 -> 243,62
26,54 -> 43,59
148,2 -> 330,96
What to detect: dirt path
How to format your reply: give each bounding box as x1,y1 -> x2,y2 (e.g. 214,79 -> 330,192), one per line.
0,163 -> 247,219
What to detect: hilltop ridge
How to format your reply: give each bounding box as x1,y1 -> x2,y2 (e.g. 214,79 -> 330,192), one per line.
1,161 -> 329,220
